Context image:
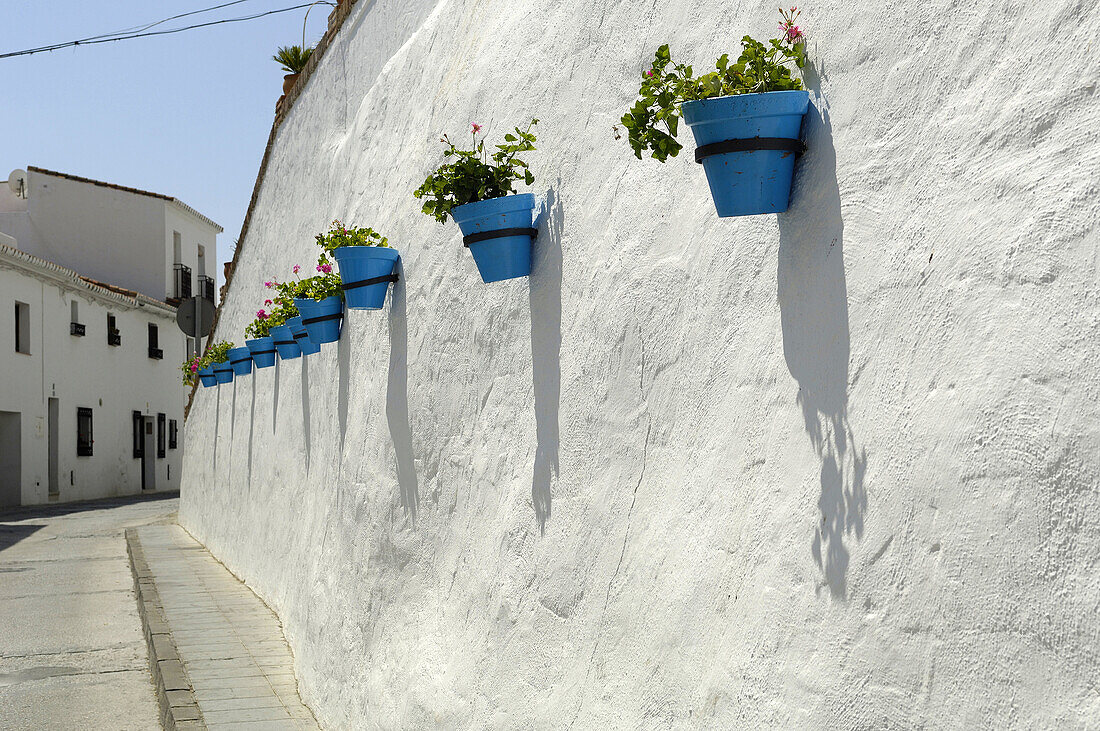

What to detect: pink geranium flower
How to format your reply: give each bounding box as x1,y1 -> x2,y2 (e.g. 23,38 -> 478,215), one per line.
292,265 -> 301,275
256,309 -> 268,319
471,122 -> 482,134
316,263 -> 333,274
265,299 -> 273,306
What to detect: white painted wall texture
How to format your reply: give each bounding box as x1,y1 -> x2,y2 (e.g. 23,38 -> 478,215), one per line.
180,0 -> 1100,727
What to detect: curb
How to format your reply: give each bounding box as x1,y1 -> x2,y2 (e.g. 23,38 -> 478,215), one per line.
126,528 -> 206,730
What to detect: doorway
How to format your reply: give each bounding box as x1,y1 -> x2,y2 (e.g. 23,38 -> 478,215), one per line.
141,416 -> 156,491
0,411 -> 21,508
48,398 -> 59,498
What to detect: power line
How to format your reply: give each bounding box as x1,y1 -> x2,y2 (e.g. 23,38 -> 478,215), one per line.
0,3 -> 323,60
77,0 -> 259,44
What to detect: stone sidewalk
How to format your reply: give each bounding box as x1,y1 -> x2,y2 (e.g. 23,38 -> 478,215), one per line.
128,524 -> 319,730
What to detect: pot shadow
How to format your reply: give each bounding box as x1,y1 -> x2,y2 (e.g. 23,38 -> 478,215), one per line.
777,96 -> 867,600
386,259 -> 419,524
213,384 -> 221,472
301,356 -> 311,473
338,323 -> 350,454
273,358 -> 280,435
529,186 -> 564,534
228,378 -> 237,474
247,375 -> 256,492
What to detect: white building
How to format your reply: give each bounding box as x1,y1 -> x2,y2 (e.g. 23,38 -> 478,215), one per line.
0,167 -> 222,507
0,166 -> 222,304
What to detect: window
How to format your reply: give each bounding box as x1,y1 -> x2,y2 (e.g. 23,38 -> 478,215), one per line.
132,411 -> 144,458
14,302 -> 30,354
77,407 -> 93,456
107,313 -> 120,346
173,232 -> 182,264
70,300 -> 85,336
157,413 -> 165,458
148,324 -> 162,359
168,419 -> 178,450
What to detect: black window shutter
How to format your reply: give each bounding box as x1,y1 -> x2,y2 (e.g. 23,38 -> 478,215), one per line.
77,407 -> 93,456
132,411 -> 144,458
168,419 -> 178,450
157,413 -> 166,458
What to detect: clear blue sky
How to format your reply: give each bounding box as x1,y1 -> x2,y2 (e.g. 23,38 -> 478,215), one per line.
0,0 -> 334,275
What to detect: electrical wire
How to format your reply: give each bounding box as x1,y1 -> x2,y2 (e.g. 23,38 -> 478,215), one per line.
0,3 -> 319,60
76,0 -> 259,44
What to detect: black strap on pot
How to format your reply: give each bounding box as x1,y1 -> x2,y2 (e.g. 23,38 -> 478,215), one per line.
301,312 -> 343,326
694,137 -> 806,164
341,273 -> 399,291
230,356 -> 250,364
292,332 -> 309,340
250,348 -> 276,356
462,227 -> 538,248
273,340 -> 295,347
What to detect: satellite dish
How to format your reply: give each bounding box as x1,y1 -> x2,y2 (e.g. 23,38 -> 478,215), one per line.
7,169 -> 27,199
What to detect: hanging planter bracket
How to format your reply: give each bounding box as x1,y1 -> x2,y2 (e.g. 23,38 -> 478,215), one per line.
301,312 -> 344,326
694,137 -> 806,164
341,273 -> 399,291
462,227 -> 538,248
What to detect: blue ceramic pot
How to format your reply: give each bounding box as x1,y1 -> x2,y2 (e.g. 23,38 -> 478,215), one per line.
451,193 -> 535,283
270,324 -> 301,360
287,316 -> 320,355
212,360 -> 233,384
245,337 -> 277,368
228,347 -> 252,376
295,297 -> 342,344
681,90 -> 810,217
198,367 -> 217,387
333,246 -> 400,310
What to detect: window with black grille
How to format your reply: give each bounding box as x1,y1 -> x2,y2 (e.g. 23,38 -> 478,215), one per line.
132,411 -> 144,458
77,407 -> 93,456
168,419 -> 178,450
157,413 -> 166,458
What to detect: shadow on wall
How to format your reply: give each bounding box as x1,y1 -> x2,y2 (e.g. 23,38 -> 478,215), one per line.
247,377 -> 256,491
778,92 -> 868,600
302,357 -> 312,472
338,326 -> 351,454
530,186 -> 564,534
387,259 -> 419,524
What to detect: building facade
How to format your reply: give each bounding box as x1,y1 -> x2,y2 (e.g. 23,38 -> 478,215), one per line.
0,166 -> 221,507
0,166 -> 222,304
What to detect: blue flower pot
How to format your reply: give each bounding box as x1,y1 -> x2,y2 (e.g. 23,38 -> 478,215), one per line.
198,367 -> 217,387
333,246 -> 400,310
245,337 -> 277,368
295,297 -> 343,344
287,316 -> 320,355
270,324 -> 301,360
682,90 -> 810,217
212,360 -> 233,384
451,193 -> 536,283
228,347 -> 252,376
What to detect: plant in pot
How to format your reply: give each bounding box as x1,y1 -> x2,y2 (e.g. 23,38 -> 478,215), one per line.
271,263 -> 342,347
414,119 -> 540,283
621,7 -> 809,217
181,352 -> 217,388
244,301 -> 283,369
263,285 -> 303,360
274,44 -> 314,95
316,220 -> 399,310
207,341 -> 235,384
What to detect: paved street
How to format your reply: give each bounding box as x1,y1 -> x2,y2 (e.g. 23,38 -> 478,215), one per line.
0,494 -> 177,731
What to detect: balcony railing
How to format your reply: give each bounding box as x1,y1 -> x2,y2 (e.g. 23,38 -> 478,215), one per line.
198,274 -> 216,303
70,322 -> 86,336
173,263 -> 192,300
108,330 -> 121,346
148,347 -> 163,360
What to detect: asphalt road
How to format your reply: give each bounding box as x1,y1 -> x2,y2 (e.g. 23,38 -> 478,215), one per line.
0,494 -> 179,731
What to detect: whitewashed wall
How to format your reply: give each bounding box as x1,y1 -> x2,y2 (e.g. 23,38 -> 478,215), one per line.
181,0 -> 1100,727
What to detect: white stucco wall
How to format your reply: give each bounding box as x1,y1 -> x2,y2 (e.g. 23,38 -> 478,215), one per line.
0,250 -> 186,505
181,0 -> 1100,727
